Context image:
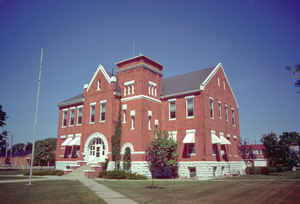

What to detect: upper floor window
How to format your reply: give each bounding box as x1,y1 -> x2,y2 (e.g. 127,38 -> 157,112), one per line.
186,96 -> 194,118
223,81 -> 226,90
217,77 -> 220,87
69,108 -> 75,126
231,109 -> 235,125
90,103 -> 96,123
218,102 -> 222,119
130,110 -> 135,130
209,98 -> 214,119
148,110 -> 152,130
77,106 -> 83,125
169,100 -> 176,120
100,101 -> 106,122
62,109 -> 68,128
122,104 -> 127,124
225,105 -> 229,121
148,81 -> 157,97
124,80 -> 135,96
97,79 -> 101,91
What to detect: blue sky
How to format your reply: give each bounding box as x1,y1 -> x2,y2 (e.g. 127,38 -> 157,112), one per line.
1,0 -> 299,145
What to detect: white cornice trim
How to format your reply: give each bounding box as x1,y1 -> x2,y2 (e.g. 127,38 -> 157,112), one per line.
87,64 -> 111,92
121,95 -> 161,103
117,63 -> 163,75
200,63 -> 239,108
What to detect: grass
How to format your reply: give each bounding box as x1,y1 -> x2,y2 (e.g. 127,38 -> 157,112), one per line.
97,171 -> 300,204
0,180 -> 107,204
0,169 -> 24,175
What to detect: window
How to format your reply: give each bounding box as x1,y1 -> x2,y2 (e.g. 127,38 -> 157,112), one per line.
168,131 -> 177,142
154,88 -> 157,96
225,105 -> 228,121
218,102 -> 222,119
131,85 -> 134,94
148,117 -> 151,130
77,106 -> 83,125
231,109 -> 235,125
69,108 -> 75,126
148,81 -> 157,97
217,77 -> 220,87
131,117 -> 135,130
209,98 -> 214,119
62,110 -> 68,127
97,79 -> 101,91
124,87 -> 127,96
184,143 -> 195,157
128,86 -> 131,95
148,86 -> 151,95
169,100 -> 176,120
223,81 -> 226,90
123,110 -> 126,123
100,102 -> 106,122
186,97 -> 194,118
130,110 -> 135,130
90,103 -> 96,123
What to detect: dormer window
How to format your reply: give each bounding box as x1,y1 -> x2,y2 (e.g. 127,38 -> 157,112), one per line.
97,79 -> 101,91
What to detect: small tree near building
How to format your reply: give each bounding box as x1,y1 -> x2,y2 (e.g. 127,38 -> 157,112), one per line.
111,106 -> 122,170
123,147 -> 131,171
146,129 -> 178,179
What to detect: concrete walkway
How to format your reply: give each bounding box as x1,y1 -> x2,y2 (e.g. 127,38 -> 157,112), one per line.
0,174 -> 138,204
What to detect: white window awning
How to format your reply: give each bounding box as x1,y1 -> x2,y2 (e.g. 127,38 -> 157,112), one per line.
220,136 -> 231,145
69,136 -> 81,146
183,132 -> 195,143
61,137 -> 73,146
212,134 -> 221,144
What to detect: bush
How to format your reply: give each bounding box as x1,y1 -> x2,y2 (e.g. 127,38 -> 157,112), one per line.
23,169 -> 64,176
99,170 -> 147,180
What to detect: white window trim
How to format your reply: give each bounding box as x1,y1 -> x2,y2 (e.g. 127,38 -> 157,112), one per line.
89,102 -> 96,124
218,101 -> 222,119
62,109 -> 68,128
231,108 -> 236,126
168,130 -> 177,142
97,79 -> 101,91
76,105 -> 83,126
124,80 -> 135,86
225,104 -> 229,121
223,81 -> 226,90
131,85 -> 135,94
186,96 -> 195,119
69,108 -> 75,126
217,77 -> 220,87
148,117 -> 151,130
131,117 -> 135,130
169,100 -> 176,120
124,87 -> 127,96
123,110 -> 126,124
148,81 -> 157,87
99,101 -> 106,123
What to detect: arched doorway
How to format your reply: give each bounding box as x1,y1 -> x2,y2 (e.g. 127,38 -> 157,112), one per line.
84,132 -> 108,163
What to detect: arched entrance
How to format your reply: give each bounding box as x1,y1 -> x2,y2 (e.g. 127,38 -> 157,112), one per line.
84,132 -> 108,163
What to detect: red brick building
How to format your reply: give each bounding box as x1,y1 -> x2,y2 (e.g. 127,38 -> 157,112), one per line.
56,55 -> 245,178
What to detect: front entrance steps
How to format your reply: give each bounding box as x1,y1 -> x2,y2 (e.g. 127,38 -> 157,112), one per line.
63,161 -> 103,179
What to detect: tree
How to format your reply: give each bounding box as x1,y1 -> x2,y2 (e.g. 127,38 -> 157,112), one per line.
286,64 -> 300,93
0,105 -> 8,157
34,138 -> 56,166
261,132 -> 300,168
146,129 -> 178,179
123,147 -> 131,171
111,105 -> 122,170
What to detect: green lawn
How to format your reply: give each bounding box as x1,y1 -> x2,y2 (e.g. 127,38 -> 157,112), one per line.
0,169 -> 24,175
97,172 -> 300,204
0,180 -> 107,204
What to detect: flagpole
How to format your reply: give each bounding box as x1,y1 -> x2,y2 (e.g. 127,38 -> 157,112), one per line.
28,48 -> 43,185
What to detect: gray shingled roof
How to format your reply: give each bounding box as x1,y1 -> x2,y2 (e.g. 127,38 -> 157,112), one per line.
58,67 -> 214,107
161,67 -> 214,98
58,93 -> 84,107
